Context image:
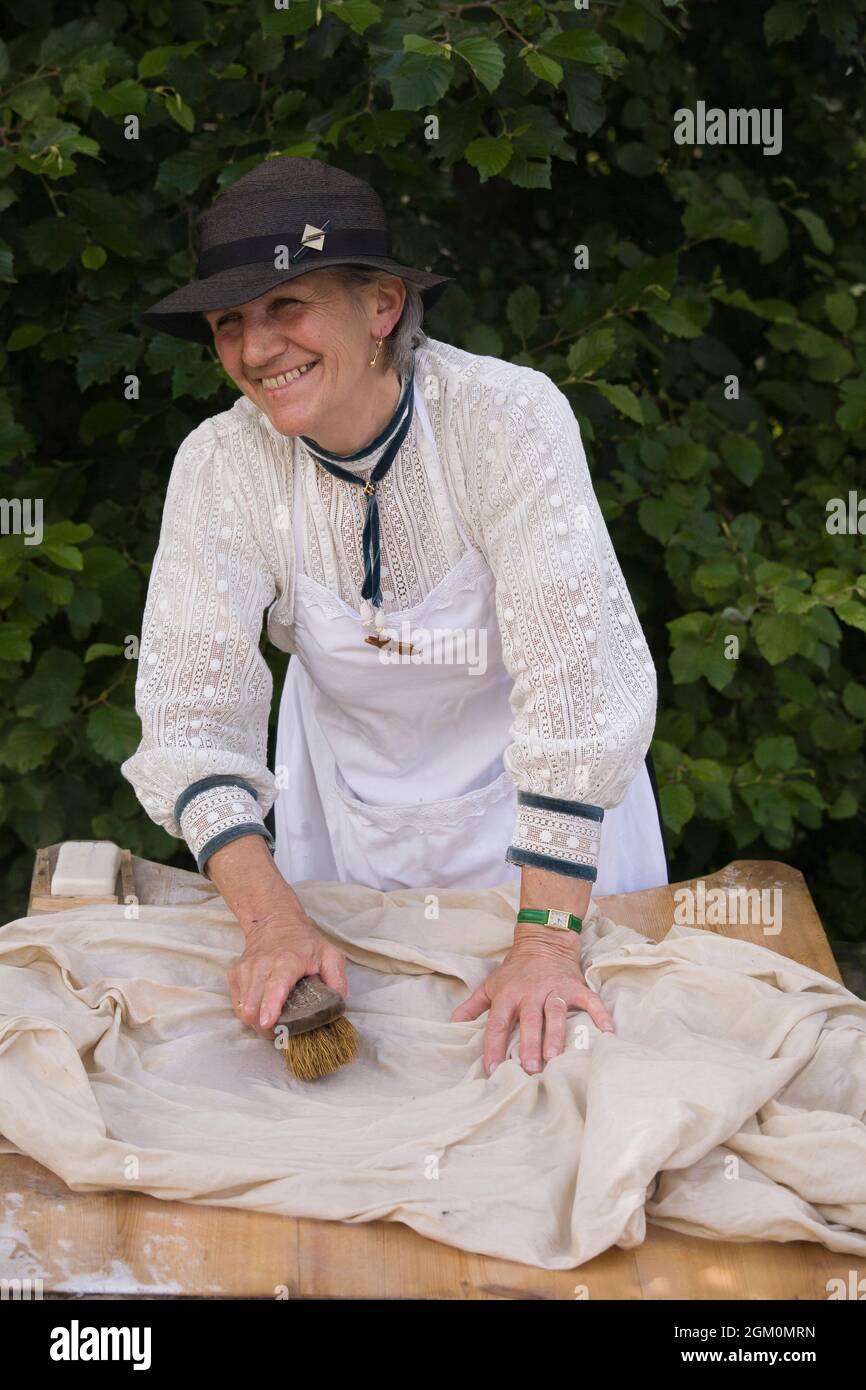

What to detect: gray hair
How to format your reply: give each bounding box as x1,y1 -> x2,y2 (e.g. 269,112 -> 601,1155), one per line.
335,265 -> 427,377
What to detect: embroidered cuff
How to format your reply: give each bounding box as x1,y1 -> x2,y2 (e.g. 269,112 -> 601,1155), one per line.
175,776 -> 275,876
505,790 -> 604,882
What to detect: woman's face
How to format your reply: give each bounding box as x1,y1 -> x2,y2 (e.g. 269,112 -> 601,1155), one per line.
203,269 -> 405,439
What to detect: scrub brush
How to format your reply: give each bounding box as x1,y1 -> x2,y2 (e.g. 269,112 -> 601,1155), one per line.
275,974 -> 359,1081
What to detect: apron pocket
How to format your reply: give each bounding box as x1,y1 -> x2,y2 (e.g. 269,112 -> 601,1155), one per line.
329,765 -> 516,892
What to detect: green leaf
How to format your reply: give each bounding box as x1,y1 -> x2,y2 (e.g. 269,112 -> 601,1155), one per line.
697,644 -> 736,692
156,149 -> 220,195
720,435 -> 764,486
81,245 -> 107,269
29,568 -> 74,606
389,53 -> 452,110
592,381 -> 644,423
835,600 -> 866,633
505,155 -> 551,189
23,217 -> 87,271
67,586 -> 102,628
81,546 -> 128,583
660,783 -> 695,834
454,37 -> 505,93
41,543 -> 84,571
464,324 -> 503,356
403,34 -> 450,58
667,442 -> 706,479
694,559 -> 738,590
164,92 -> 195,133
7,325 -> 47,351
0,622 -> 33,662
774,585 -> 816,616
825,290 -> 856,333
507,285 -> 540,341
87,704 -> 141,761
328,1 -> 382,35
76,333 -> 141,391
92,79 -> 149,118
16,647 -> 83,726
464,136 -> 512,182
828,789 -> 857,820
694,776 -> 733,820
138,41 -> 203,77
645,297 -> 708,338
669,641 -> 701,684
752,613 -> 808,664
764,0 -> 809,44
836,376 -> 866,432
752,200 -> 788,263
812,712 -> 850,750
564,69 -> 605,135
84,643 -> 124,662
842,681 -> 866,720
716,172 -> 751,207
614,252 -> 678,307
261,1 -> 318,35
42,521 -> 94,546
543,30 -> 626,78
668,612 -> 714,641
638,498 -> 680,543
754,734 -> 798,770
18,117 -> 101,175
731,513 -> 761,551
6,78 -> 57,122
524,51 -> 563,87
567,329 -> 616,378
792,207 -> 833,253
0,723 -> 57,773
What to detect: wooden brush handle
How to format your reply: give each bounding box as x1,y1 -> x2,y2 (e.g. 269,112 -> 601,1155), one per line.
277,974 -> 346,1036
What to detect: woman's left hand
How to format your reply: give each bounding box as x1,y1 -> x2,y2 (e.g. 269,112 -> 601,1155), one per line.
450,933 -> 616,1076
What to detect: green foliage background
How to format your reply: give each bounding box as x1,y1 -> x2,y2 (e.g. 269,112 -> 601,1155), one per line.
1,0 -> 865,935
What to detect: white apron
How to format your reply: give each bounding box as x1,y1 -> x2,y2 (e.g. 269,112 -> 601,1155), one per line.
273,382 -> 668,897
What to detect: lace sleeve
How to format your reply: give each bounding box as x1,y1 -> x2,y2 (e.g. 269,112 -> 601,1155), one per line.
120,421 -> 279,875
462,369 -> 657,882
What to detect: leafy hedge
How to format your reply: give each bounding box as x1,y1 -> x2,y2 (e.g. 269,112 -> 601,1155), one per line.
1,0 -> 865,936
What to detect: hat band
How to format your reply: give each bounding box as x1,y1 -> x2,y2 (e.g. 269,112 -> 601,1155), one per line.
198,228 -> 390,279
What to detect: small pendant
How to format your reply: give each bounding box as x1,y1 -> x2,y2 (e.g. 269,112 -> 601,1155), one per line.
359,592 -> 415,654
364,633 -> 417,655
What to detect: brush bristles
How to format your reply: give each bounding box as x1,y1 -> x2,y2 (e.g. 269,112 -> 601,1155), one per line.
281,1015 -> 360,1081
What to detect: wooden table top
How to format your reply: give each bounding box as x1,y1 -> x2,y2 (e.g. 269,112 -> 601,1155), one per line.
0,857 -> 852,1299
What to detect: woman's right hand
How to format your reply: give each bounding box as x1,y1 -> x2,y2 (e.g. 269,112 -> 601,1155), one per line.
228,907 -> 349,1036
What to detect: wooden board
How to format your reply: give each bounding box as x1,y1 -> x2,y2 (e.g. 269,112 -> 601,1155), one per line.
0,855 -> 852,1299
29,843 -> 135,913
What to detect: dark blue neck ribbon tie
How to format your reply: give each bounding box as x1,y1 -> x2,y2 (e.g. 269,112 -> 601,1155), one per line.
300,358 -> 416,608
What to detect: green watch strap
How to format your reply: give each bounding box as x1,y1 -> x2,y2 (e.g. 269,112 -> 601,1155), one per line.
516,907 -> 583,935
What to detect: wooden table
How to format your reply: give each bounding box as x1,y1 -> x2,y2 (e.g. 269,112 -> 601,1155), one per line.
0,856 -> 853,1299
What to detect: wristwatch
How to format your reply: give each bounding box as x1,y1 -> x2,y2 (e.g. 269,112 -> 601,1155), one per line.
516,907 -> 583,935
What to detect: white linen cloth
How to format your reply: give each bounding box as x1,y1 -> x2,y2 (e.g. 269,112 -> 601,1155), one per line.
120,338 -> 658,883
1,879 -> 864,1271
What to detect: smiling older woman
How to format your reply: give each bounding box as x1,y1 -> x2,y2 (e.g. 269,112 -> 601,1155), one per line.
121,157 -> 668,1077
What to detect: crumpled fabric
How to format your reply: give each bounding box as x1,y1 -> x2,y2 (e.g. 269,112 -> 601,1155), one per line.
1,879 -> 864,1270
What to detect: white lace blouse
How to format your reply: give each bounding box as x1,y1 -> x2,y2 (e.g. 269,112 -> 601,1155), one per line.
120,336 -> 658,881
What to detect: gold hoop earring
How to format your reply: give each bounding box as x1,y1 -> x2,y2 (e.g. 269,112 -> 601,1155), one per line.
368,337 -> 383,368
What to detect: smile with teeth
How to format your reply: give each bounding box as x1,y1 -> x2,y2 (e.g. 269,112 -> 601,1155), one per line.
260,360 -> 318,390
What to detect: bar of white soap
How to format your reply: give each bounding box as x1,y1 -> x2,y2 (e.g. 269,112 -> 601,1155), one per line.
51,840 -> 121,897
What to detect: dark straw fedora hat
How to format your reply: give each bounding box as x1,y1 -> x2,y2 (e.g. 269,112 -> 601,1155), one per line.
140,156 -> 453,345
